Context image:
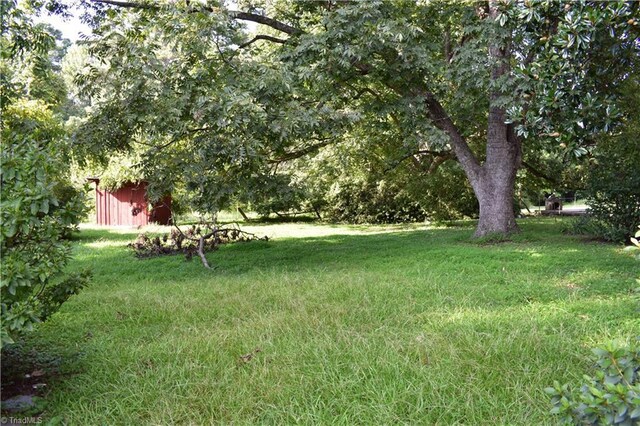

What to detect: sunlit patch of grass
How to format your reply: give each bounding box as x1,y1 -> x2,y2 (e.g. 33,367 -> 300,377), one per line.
84,239 -> 130,249
10,218 -> 639,424
234,220 -> 437,240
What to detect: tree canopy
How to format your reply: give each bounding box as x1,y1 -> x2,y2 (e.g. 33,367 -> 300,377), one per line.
73,0 -> 639,234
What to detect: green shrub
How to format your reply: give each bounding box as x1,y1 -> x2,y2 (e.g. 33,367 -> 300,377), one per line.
249,175 -> 309,218
319,161 -> 479,225
0,1 -> 90,348
1,100 -> 90,347
324,179 -> 428,224
546,340 -> 640,425
283,142 -> 479,224
583,77 -> 640,243
564,215 -> 633,243
412,163 -> 479,222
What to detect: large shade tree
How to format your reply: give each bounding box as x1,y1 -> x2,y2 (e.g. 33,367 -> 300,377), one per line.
77,0 -> 639,236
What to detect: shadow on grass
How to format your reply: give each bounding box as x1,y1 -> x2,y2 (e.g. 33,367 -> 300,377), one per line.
67,221 -> 637,307
70,229 -> 147,243
19,221 -> 635,424
243,215 -> 319,224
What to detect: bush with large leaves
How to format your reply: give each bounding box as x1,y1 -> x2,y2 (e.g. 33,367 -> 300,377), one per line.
546,340 -> 640,425
1,101 -> 90,347
0,2 -> 90,347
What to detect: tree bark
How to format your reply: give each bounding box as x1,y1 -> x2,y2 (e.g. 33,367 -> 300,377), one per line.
421,1 -> 522,237
470,155 -> 520,237
468,1 -> 521,237
464,140 -> 521,237
197,236 -> 211,269
237,207 -> 249,221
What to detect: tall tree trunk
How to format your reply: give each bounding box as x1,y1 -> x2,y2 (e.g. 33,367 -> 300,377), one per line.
469,116 -> 521,237
422,1 -> 522,237
468,1 -> 521,237
423,95 -> 521,237
474,181 -> 519,237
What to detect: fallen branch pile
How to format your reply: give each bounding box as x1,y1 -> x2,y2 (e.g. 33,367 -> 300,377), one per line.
128,224 -> 268,268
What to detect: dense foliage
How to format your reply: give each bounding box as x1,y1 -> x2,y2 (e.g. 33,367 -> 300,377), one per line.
292,145 -> 478,224
0,1 -> 90,347
583,78 -> 640,242
246,138 -> 479,223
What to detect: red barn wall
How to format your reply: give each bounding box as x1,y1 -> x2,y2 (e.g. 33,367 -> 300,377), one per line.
94,181 -> 171,226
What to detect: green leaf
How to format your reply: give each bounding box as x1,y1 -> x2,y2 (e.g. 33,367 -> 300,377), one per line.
593,348 -> 609,357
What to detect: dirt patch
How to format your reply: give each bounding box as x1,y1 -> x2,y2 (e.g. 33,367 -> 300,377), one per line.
1,348 -> 53,403
1,341 -> 84,416
563,281 -> 582,291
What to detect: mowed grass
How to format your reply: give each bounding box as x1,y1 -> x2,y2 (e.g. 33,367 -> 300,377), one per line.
23,219 -> 639,424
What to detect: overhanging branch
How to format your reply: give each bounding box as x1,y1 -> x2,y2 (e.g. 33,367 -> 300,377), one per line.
91,0 -> 303,35
228,11 -> 302,35
422,92 -> 481,179
238,34 -> 288,49
521,160 -> 559,184
269,138 -> 333,163
91,0 -> 153,8
384,149 -> 454,174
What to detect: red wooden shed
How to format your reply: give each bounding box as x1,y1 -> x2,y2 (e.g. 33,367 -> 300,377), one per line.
88,179 -> 172,226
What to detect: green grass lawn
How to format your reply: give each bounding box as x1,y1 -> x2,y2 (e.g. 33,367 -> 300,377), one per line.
8,219 -> 640,424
